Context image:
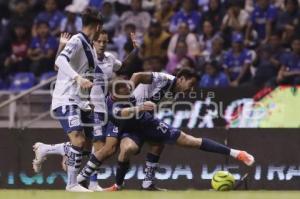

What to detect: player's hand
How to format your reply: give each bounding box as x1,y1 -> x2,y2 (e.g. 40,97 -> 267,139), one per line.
130,32 -> 139,49
139,101 -> 156,112
59,32 -> 71,44
75,75 -> 93,89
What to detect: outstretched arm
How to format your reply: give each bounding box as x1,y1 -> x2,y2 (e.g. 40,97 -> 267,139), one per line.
121,32 -> 140,66
130,72 -> 153,88
118,101 -> 156,118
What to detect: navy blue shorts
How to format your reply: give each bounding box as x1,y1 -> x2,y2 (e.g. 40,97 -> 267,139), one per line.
116,118 -> 181,147
53,105 -> 94,140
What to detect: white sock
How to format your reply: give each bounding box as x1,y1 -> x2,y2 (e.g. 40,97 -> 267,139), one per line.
66,146 -> 82,187
67,166 -> 78,187
44,142 -> 70,156
230,149 -> 240,158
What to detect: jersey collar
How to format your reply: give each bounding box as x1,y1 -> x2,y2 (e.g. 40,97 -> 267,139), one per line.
79,31 -> 93,46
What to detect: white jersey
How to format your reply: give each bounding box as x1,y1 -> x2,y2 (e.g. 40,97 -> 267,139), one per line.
133,72 -> 176,105
91,52 -> 122,113
51,32 -> 98,111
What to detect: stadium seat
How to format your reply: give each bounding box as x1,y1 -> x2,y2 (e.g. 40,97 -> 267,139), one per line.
9,72 -> 36,91
39,71 -> 57,90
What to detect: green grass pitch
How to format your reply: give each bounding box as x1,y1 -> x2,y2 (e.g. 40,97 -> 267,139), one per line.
1,190 -> 300,199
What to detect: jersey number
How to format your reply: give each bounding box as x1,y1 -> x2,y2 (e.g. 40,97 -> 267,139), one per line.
157,122 -> 168,134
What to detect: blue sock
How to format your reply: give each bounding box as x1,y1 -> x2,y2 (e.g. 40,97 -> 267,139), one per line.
199,138 -> 230,155
142,153 -> 160,188
116,161 -> 130,187
90,173 -> 98,182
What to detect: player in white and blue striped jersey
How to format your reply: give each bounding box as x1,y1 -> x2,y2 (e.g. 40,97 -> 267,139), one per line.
33,7 -> 103,192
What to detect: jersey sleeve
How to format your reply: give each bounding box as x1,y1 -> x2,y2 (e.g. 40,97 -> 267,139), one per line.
59,36 -> 81,61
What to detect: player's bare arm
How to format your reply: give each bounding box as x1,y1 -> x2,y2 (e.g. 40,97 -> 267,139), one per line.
130,72 -> 153,88
118,101 -> 156,117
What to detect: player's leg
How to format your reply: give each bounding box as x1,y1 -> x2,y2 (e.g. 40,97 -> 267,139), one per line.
51,105 -> 91,192
105,137 -> 140,191
142,143 -> 165,190
175,131 -> 255,166
77,136 -> 118,183
88,140 -> 105,191
32,141 -> 70,173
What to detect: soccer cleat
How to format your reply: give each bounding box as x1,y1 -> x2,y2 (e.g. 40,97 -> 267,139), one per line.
236,151 -> 255,166
66,184 -> 93,192
77,173 -> 88,184
88,184 -> 103,192
103,184 -> 121,192
141,184 -> 167,191
32,142 -> 48,173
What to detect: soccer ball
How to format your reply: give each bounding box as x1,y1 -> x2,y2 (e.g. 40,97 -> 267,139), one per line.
211,171 -> 235,191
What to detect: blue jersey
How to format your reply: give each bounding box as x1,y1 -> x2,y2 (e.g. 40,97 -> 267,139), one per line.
251,5 -> 277,40
170,10 -> 201,33
280,52 -> 300,71
223,48 -> 252,80
199,72 -> 229,88
30,35 -> 58,53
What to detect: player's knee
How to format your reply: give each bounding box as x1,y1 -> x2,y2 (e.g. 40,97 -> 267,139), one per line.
93,140 -> 105,152
122,142 -> 139,156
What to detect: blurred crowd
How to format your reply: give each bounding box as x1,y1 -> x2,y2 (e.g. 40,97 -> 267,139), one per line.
1,0 -> 300,90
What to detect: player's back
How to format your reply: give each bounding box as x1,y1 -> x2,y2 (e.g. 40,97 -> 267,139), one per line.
133,72 -> 176,105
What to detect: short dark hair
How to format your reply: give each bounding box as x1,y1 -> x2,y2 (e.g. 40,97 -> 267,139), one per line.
81,7 -> 103,27
176,67 -> 198,80
36,20 -> 49,27
93,29 -> 108,40
108,77 -> 129,94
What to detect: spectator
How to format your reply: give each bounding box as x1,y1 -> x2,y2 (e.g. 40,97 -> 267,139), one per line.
169,0 -> 201,33
120,0 -> 151,36
221,0 -> 249,37
9,0 -> 34,28
60,5 -> 82,34
168,22 -> 200,60
276,0 -> 300,33
102,1 -> 120,39
198,36 -> 225,70
0,3 -> 11,79
202,0 -> 225,32
275,37 -> 300,85
166,40 -> 193,74
142,56 -> 165,72
199,60 -> 229,88
254,32 -> 286,86
4,22 -> 30,75
28,21 -> 58,76
113,23 -> 136,60
199,20 -> 219,55
33,0 -> 64,36
141,20 -> 170,60
223,33 -> 252,87
246,0 -> 278,44
154,0 -> 174,31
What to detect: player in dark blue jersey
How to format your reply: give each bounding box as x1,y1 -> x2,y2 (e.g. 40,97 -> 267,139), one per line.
78,70 -> 255,191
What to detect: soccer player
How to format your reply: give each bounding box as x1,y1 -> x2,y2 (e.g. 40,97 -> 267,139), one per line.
32,30 -> 139,191
33,7 -> 103,192
77,69 -> 193,190
78,68 -> 255,191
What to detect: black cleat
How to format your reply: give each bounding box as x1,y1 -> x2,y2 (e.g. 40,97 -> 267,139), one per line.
141,184 -> 167,191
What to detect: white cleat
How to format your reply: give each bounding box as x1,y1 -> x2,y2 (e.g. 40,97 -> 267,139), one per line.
32,142 -> 48,173
88,184 -> 103,192
66,184 -> 93,192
